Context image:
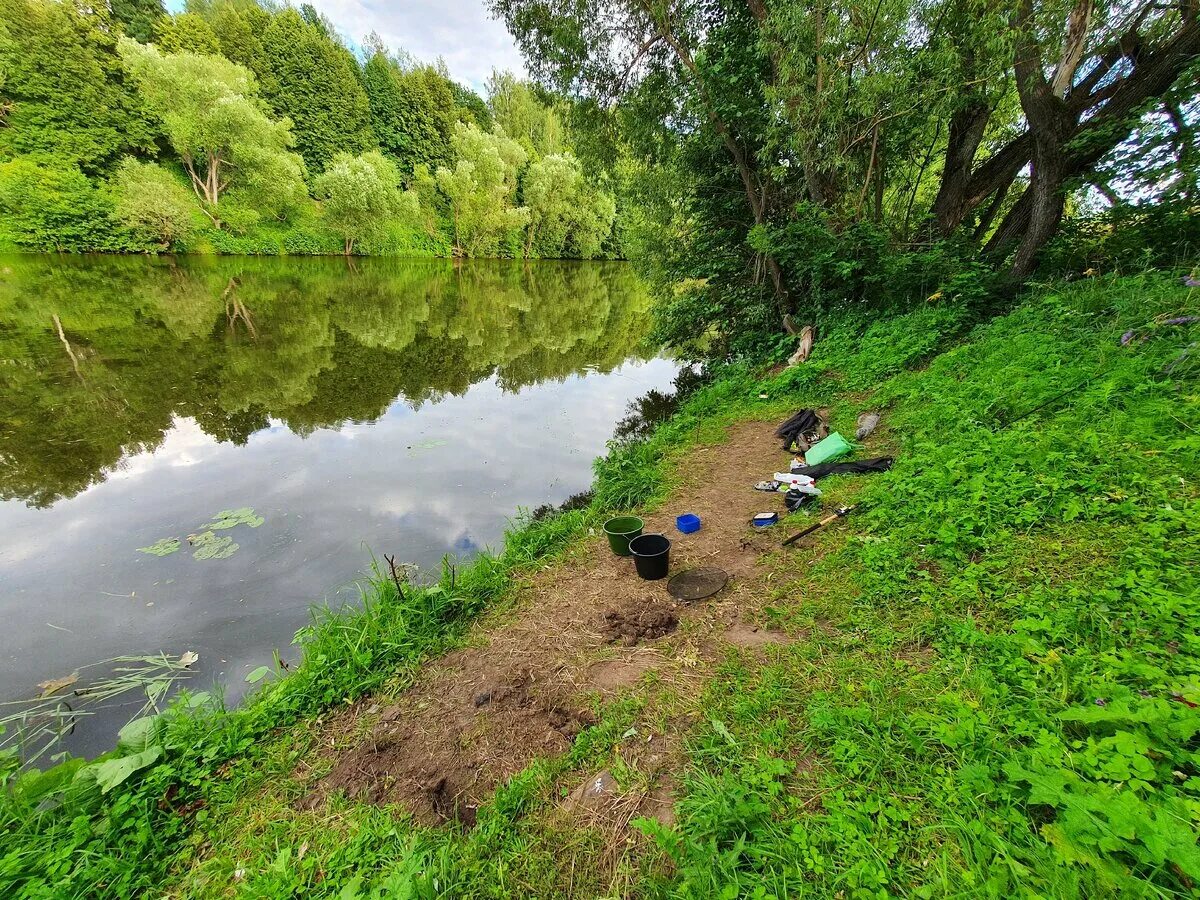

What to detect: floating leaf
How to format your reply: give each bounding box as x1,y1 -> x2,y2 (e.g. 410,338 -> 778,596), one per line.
189,531 -> 238,560
137,538 -> 180,557
408,439 -> 448,451
204,507 -> 264,530
245,665 -> 270,684
178,651 -> 199,668
37,673 -> 78,697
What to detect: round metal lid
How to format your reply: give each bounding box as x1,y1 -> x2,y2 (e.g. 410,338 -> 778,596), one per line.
667,567 -> 730,602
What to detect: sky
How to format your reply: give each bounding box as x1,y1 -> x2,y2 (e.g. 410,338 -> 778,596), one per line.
166,0 -> 526,91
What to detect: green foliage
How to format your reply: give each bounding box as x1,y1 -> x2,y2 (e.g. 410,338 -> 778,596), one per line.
314,151 -> 416,254
496,0 -> 1200,349
119,39 -> 306,227
203,507 -> 264,530
0,0 -> 157,173
0,157 -> 123,251
189,530 -> 238,560
137,537 -> 180,556
109,0 -> 164,43
112,158 -> 199,249
0,3 -> 615,258
648,271 -> 1200,897
1041,201 -> 1200,277
154,11 -> 220,55
258,9 -> 374,173
486,70 -> 564,158
523,152 -> 615,258
433,123 -> 530,256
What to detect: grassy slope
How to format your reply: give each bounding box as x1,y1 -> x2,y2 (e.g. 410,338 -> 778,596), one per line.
3,271 -> 1198,898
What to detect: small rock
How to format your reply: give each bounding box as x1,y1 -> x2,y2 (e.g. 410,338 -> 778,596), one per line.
563,770 -> 618,810
855,412 -> 881,440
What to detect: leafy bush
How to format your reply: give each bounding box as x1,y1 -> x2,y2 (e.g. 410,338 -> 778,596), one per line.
1041,201 -> 1200,276
112,159 -> 199,250
0,157 -> 127,251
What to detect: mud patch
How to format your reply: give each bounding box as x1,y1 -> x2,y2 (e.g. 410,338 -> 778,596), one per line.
307,666 -> 595,826
601,602 -> 678,646
586,655 -> 660,692
638,780 -> 676,827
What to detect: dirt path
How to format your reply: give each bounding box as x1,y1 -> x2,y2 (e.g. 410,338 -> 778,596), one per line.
300,420 -> 802,826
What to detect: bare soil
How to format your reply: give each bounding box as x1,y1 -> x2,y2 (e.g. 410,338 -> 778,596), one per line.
303,420 -> 805,826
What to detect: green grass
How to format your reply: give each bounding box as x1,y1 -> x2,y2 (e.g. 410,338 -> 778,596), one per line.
2,270 -> 1197,898
646,271 -> 1200,899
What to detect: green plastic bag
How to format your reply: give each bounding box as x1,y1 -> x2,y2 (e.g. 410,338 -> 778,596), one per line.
804,432 -> 854,466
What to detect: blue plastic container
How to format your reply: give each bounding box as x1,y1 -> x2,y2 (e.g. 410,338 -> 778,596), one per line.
676,513 -> 701,534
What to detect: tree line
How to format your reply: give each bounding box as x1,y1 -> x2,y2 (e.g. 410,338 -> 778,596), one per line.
490,0 -> 1200,352
0,0 -> 618,258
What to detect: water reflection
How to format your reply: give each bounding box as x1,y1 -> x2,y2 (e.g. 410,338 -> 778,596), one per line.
0,255 -> 674,754
0,256 -> 654,507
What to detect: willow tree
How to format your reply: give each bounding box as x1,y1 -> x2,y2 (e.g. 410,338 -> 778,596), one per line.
118,39 -> 305,227
524,152 -> 615,257
314,151 -> 416,254
493,0 -> 791,310
496,0 -> 1200,317
432,123 -> 530,256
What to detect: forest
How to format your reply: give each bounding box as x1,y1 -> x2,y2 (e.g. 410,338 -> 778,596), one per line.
0,0 -> 618,258
489,0 -> 1200,352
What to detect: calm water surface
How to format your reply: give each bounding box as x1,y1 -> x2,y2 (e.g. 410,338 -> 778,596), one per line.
0,255 -> 675,754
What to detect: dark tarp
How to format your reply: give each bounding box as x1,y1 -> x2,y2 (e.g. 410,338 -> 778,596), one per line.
792,457 -> 894,481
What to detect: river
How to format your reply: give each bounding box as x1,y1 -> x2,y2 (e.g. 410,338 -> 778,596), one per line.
0,254 -> 676,757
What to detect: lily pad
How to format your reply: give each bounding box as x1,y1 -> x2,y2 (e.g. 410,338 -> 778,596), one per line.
205,507 -> 264,530
189,531 -> 239,560
138,538 -> 181,557
245,665 -> 270,684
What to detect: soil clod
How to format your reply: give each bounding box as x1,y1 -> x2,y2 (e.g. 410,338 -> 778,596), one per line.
601,602 -> 678,645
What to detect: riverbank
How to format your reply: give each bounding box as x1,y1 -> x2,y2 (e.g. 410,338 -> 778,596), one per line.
4,270 -> 1198,897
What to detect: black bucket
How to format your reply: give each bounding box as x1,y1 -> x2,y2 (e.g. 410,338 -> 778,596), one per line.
629,533 -> 671,580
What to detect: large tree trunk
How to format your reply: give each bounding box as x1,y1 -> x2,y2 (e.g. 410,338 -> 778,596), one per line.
971,0 -> 1200,272
930,101 -> 992,234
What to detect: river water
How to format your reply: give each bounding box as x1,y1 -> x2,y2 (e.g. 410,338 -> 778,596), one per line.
0,255 -> 676,756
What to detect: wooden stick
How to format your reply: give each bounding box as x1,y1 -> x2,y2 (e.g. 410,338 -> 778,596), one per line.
782,505 -> 855,547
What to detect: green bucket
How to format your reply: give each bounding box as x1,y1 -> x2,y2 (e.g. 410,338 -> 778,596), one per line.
603,516 -> 644,557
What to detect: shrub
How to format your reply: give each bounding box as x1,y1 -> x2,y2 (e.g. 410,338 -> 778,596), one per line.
112,159 -> 199,250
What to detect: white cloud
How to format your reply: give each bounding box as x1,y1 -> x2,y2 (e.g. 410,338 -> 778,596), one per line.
308,0 -> 526,90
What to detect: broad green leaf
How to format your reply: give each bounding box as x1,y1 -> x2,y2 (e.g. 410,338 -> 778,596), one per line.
92,745 -> 163,793
245,665 -> 270,683
117,715 -> 162,754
